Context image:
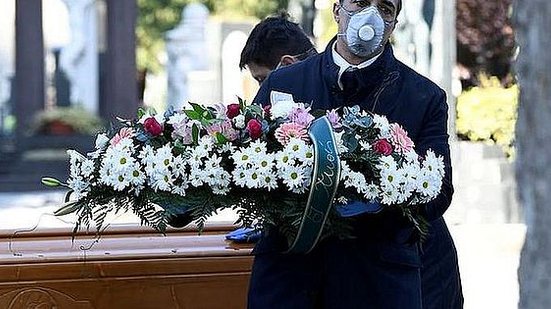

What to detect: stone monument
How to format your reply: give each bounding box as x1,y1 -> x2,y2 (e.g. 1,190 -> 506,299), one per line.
166,3 -> 209,109
59,0 -> 99,114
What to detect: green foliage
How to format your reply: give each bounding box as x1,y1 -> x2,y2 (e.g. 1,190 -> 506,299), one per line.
456,0 -> 515,85
33,106 -> 104,135
137,0 -> 288,73
456,76 -> 518,156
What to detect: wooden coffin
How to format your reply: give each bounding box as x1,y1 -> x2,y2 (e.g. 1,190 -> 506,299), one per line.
0,224 -> 253,308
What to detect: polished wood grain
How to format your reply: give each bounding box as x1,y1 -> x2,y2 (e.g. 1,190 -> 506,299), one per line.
0,224 -> 254,309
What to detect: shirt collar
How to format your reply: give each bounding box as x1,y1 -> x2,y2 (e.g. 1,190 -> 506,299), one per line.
332,41 -> 382,89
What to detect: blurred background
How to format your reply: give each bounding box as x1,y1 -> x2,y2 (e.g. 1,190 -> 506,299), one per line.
0,1 -> 520,308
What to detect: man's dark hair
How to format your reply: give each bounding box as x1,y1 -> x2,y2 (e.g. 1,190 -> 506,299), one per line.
239,12 -> 315,70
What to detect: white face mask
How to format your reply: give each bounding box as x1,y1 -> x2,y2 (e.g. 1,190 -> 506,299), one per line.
338,5 -> 393,58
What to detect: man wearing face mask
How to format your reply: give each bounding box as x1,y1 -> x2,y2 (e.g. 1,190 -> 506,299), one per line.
248,1 -> 463,308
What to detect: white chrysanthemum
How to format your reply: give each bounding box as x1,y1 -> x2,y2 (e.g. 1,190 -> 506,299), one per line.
416,171 -> 442,198
378,155 -> 398,170
423,150 -> 445,177
67,149 -> 85,167
333,131 -> 349,154
220,143 -> 235,153
260,172 -> 279,191
205,154 -> 222,170
396,189 -> 413,204
155,144 -> 174,167
172,155 -> 187,178
189,167 -> 207,187
252,153 -> 275,173
98,162 -> 113,185
139,145 -> 156,164
275,151 -> 293,171
360,140 -> 372,152
302,165 -> 313,188
80,159 -> 95,177
232,148 -> 254,169
128,166 -> 146,188
211,172 -> 231,195
281,165 -> 305,189
151,174 -> 173,192
337,196 -> 348,204
344,171 -> 366,194
244,169 -> 262,189
373,114 -> 391,138
404,150 -> 419,163
381,186 -> 401,205
303,146 -> 314,165
364,183 -> 380,201
113,173 -> 131,191
401,163 -> 421,192
67,176 -> 89,194
249,140 -> 268,155
340,161 -> 352,181
196,136 -> 214,157
111,151 -> 135,173
232,168 -> 248,187
286,138 -> 308,158
172,183 -> 188,196
115,137 -> 134,151
380,167 -> 404,190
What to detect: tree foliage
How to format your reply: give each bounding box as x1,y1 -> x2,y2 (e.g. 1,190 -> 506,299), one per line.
456,0 -> 515,86
137,0 -> 288,73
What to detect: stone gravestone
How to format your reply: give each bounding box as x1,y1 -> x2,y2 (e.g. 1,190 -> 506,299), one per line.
59,0 -> 99,114
166,3 -> 209,109
221,31 -> 249,104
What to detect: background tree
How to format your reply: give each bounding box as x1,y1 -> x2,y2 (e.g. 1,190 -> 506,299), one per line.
136,0 -> 289,99
456,0 -> 515,87
514,0 -> 551,307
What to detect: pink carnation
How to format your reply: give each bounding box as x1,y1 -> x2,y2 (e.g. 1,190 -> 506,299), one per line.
110,127 -> 134,146
289,107 -> 315,127
390,123 -> 414,153
275,122 -> 309,146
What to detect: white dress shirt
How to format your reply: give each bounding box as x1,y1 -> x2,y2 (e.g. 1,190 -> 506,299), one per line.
332,42 -> 382,90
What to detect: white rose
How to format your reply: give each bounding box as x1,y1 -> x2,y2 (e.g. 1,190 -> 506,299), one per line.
233,114 -> 246,129
270,101 -> 299,120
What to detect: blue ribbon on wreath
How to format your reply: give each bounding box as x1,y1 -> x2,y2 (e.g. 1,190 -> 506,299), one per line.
285,116 -> 342,254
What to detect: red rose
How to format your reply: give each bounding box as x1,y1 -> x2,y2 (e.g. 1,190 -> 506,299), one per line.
246,119 -> 263,140
143,117 -> 163,136
373,139 -> 393,156
226,103 -> 241,119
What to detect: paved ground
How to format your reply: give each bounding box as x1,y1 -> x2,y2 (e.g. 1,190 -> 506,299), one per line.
0,191 -> 525,309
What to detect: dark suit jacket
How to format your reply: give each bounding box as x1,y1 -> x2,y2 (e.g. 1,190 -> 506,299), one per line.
248,39 -> 463,309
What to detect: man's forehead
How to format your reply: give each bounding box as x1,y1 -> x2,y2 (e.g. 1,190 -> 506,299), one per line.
342,0 -> 400,8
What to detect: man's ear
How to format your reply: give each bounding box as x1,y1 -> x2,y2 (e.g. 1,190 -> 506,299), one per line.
333,2 -> 340,23
279,55 -> 298,66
